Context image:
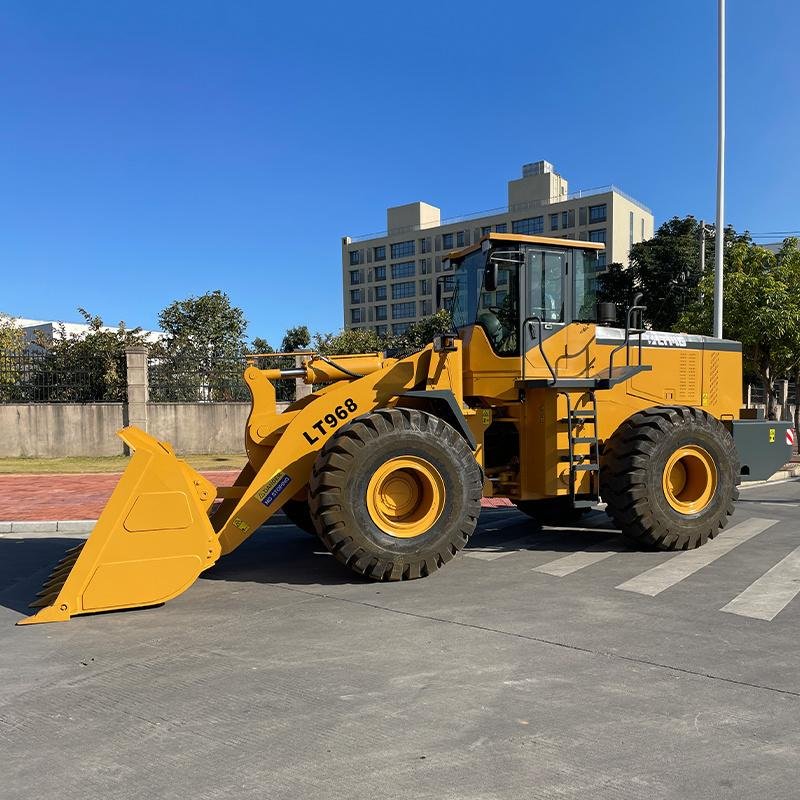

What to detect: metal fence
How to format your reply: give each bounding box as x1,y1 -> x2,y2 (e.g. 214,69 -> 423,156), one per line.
0,350 -> 127,403
147,354 -> 296,403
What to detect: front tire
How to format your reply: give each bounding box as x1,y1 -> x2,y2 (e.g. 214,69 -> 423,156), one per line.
309,409 -> 482,580
601,406 -> 739,550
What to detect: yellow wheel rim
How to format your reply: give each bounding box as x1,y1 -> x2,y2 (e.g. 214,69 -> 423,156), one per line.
366,456 -> 446,538
662,445 -> 717,515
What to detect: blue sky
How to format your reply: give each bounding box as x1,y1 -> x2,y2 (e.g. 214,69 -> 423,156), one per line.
1,1 -> 798,345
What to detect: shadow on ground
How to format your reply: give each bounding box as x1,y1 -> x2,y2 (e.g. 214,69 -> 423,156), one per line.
0,509 -> 623,616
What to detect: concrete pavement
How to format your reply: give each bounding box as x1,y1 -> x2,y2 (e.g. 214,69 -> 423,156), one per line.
1,481 -> 799,799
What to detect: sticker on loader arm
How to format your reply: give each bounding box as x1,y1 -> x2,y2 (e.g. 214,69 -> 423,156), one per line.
787,428 -> 796,447
769,428 -> 776,443
255,472 -> 292,507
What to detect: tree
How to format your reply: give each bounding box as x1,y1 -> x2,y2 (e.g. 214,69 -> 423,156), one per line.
0,312 -> 24,351
153,290 -> 248,402
33,309 -> 148,402
313,327 -> 384,356
156,290 -> 247,366
624,216 -> 750,331
280,325 -> 310,353
596,263 -> 635,320
677,239 -> 800,419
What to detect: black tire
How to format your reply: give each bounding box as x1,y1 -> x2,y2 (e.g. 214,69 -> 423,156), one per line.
516,498 -> 588,526
601,406 -> 740,550
308,408 -> 482,580
282,499 -> 317,536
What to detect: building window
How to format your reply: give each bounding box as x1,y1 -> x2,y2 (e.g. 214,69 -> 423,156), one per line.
391,261 -> 415,279
374,265 -> 386,281
391,240 -> 415,259
350,308 -> 362,324
443,275 -> 455,292
588,229 -> 606,243
421,299 -> 432,316
419,279 -> 431,295
349,250 -> 361,266
641,218 -> 645,241
375,285 -> 387,301
456,230 -> 465,247
349,269 -> 361,285
598,253 -> 607,268
376,324 -> 388,336
549,213 -> 559,231
392,322 -> 411,335
512,216 -> 544,235
481,225 -> 492,237
495,223 -> 507,233
350,289 -> 362,304
442,232 -> 454,250
629,211 -> 634,247
373,245 -> 386,261
578,207 -> 587,226
419,258 -> 430,274
589,204 -> 607,223
562,209 -> 575,228
375,305 -> 387,321
392,281 -> 416,299
392,302 -> 416,319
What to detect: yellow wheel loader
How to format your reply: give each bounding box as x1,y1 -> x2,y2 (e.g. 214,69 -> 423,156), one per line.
20,233 -> 792,625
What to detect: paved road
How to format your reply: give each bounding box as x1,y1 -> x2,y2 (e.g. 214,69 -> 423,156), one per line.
2,481 -> 799,799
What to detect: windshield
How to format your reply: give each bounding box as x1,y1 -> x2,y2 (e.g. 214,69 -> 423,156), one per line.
451,247 -> 520,355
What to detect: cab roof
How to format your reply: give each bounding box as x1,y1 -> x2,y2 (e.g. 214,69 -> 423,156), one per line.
448,231 -> 605,261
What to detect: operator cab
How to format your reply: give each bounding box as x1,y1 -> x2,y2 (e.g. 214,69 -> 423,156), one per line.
443,233 -> 605,356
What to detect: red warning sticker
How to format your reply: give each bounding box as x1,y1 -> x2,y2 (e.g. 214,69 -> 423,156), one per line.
786,428 -> 795,447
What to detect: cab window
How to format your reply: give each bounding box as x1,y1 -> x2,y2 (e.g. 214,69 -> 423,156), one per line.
528,249 -> 565,322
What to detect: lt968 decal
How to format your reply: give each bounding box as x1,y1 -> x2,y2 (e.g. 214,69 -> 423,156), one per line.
303,398 -> 358,444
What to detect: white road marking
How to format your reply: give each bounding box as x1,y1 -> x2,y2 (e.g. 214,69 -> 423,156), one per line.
721,545 -> 800,621
533,542 -> 625,577
464,536 -> 532,561
615,518 -> 779,597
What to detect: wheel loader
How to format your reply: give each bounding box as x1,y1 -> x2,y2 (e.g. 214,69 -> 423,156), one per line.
20,232 -> 792,625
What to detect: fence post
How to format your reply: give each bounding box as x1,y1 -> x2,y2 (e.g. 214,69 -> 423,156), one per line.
125,346 -> 149,431
294,355 -> 312,401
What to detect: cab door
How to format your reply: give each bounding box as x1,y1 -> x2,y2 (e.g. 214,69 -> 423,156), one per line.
522,248 -> 568,379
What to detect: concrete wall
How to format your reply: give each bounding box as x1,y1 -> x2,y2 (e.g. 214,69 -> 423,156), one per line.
0,401 -> 291,457
0,404 -> 127,457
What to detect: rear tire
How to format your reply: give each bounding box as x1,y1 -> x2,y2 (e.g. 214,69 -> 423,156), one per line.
282,499 -> 317,536
309,408 -> 482,580
601,406 -> 739,550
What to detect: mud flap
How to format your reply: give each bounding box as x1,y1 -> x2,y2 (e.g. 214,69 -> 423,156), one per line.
18,427 -> 221,625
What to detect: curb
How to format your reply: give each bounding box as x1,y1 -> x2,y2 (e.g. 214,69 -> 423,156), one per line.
0,519 -> 96,535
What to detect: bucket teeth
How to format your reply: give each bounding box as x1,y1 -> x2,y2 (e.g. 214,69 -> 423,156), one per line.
27,543 -> 86,610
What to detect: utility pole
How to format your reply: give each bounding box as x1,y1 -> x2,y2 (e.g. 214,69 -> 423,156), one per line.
713,0 -> 726,338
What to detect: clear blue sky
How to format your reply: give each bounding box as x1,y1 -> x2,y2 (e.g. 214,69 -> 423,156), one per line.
1,1 -> 798,345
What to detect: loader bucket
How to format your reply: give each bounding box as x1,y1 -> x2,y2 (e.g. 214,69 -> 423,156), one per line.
18,427 -> 221,625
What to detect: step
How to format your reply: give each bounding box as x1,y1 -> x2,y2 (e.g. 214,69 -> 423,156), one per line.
572,464 -> 599,472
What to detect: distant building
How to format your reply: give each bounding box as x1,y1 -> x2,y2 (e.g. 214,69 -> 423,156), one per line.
13,317 -> 163,349
341,160 -> 654,334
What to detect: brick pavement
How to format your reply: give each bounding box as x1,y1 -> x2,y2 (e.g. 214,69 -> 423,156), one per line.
0,471 -> 512,522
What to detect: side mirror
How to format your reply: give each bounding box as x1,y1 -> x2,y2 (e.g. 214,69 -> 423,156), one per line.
484,259 -> 498,292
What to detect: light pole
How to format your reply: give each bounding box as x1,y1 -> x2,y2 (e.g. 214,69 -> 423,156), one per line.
713,0 -> 726,338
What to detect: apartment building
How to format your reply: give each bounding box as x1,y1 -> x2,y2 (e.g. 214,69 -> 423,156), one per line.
341,160 -> 654,334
